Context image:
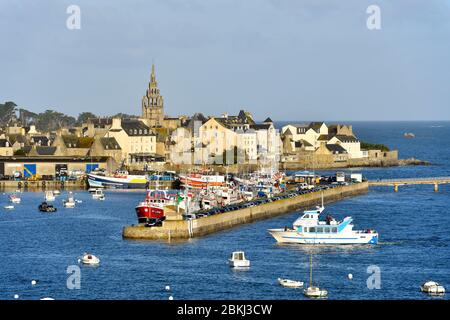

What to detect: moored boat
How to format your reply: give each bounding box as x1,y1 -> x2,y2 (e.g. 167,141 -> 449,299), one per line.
79,253 -> 100,265
88,170 -> 148,189
303,253 -> 328,298
278,278 -> 304,288
44,191 -> 56,202
63,192 -> 76,208
9,194 -> 21,204
420,281 -> 445,295
179,173 -> 226,189
92,189 -> 105,200
135,190 -> 172,223
39,202 -> 57,213
228,251 -> 250,268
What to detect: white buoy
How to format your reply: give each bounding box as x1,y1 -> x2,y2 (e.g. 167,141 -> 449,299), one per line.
168,295 -> 174,300
165,285 -> 171,291
31,280 -> 37,286
14,294 -> 19,299
348,273 -> 353,280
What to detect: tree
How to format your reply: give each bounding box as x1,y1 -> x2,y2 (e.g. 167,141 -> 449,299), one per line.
0,101 -> 17,126
77,112 -> 97,125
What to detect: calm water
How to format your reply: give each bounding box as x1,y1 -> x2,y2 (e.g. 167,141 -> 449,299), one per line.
0,121 -> 449,300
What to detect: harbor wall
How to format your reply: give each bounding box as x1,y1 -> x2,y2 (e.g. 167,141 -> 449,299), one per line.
0,179 -> 174,191
122,181 -> 369,240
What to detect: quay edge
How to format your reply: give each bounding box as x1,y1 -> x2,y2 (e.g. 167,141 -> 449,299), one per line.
122,181 -> 369,241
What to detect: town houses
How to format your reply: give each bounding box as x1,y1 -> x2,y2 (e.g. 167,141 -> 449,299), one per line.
0,64 -> 398,178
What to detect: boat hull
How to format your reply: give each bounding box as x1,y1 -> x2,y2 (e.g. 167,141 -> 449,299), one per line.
268,229 -> 378,245
135,204 -> 164,223
88,174 -> 148,189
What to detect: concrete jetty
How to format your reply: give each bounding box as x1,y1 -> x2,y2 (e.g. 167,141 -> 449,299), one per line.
122,181 -> 369,241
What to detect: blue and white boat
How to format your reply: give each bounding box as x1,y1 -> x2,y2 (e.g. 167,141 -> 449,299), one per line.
268,205 -> 378,245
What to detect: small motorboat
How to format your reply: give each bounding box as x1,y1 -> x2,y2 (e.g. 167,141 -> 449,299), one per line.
404,132 -> 415,138
278,278 -> 304,288
53,190 -> 61,196
63,192 -> 76,208
228,251 -> 250,268
4,205 -> 14,210
88,188 -> 99,194
44,191 -> 56,202
39,202 -> 57,213
421,281 -> 445,295
79,253 -> 100,265
92,189 -> 105,200
9,194 -> 21,204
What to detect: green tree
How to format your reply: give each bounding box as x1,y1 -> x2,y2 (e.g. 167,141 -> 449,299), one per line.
77,112 -> 97,124
0,101 -> 17,125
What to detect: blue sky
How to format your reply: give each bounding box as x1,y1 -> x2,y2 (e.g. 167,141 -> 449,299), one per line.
0,0 -> 449,121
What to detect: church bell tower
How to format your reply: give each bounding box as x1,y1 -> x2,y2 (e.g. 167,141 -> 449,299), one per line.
142,64 -> 164,127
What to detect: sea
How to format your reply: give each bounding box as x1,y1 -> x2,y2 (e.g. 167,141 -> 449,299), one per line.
0,121 -> 449,300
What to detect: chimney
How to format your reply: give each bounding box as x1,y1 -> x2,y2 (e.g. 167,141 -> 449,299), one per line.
112,117 -> 122,129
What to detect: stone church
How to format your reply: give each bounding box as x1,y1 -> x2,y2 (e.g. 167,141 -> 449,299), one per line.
141,64 -> 164,127
141,64 -> 183,131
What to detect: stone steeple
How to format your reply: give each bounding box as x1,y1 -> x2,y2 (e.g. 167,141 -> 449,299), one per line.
142,64 -> 164,127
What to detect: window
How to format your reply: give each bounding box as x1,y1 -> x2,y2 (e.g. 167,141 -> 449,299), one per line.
309,227 -> 316,233
324,228 -> 331,233
317,227 -> 323,233
304,214 -> 309,219
332,227 -> 337,233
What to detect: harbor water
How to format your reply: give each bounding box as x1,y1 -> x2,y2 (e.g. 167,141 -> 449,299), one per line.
0,121 -> 449,300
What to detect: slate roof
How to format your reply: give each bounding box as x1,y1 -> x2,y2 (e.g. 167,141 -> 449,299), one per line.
250,123 -> 271,130
121,120 -> 154,136
263,117 -> 273,123
333,135 -> 359,143
35,146 -> 57,155
62,135 -> 95,148
30,135 -> 49,146
100,137 -> 121,150
326,144 -> 347,154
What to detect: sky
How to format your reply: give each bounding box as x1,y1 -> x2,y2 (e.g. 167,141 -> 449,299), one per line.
0,0 -> 449,121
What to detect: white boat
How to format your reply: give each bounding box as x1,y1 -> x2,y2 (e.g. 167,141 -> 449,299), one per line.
304,286 -> 328,298
420,281 -> 445,295
228,251 -> 250,268
44,191 -> 56,202
9,194 -> 21,204
303,254 -> 328,298
4,205 -> 14,210
278,278 -> 304,288
79,253 -> 100,265
88,170 -> 148,189
268,200 -> 378,245
63,192 -> 76,208
53,190 -> 61,196
92,189 -> 105,200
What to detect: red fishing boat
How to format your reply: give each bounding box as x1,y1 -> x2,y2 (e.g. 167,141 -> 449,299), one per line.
135,190 -> 175,223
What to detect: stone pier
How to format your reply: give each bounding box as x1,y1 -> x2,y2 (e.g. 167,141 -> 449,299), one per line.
122,181 -> 369,241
